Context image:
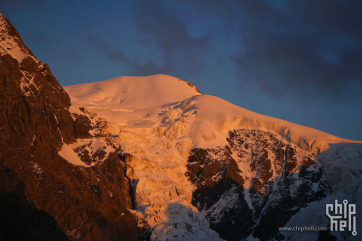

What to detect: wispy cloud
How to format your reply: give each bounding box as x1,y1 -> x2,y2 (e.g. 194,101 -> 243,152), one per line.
88,0 -> 211,78
182,0 -> 362,99
88,36 -> 130,63
87,0 -> 362,100
231,0 -> 362,99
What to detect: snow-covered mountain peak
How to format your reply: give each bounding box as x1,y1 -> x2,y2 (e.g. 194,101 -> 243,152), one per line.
65,75 -> 360,153
0,14 -> 34,63
63,74 -> 362,239
64,74 -> 201,110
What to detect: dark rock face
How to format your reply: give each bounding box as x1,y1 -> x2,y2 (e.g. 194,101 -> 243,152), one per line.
0,14 -> 138,241
178,78 -> 202,94
0,177 -> 68,241
187,129 -> 329,241
187,147 -> 254,241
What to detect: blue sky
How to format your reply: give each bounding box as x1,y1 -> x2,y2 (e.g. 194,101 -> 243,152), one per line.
1,0 -> 361,140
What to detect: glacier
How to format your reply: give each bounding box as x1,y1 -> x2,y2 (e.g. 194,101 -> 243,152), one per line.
62,74 -> 362,240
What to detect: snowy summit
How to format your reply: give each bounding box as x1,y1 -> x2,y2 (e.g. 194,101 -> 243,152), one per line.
64,74 -> 362,240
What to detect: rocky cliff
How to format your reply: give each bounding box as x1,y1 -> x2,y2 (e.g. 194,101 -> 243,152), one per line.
187,129 -> 329,240
0,14 -> 138,241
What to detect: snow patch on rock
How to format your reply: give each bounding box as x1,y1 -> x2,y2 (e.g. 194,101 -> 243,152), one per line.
0,14 -> 34,63
58,142 -> 87,166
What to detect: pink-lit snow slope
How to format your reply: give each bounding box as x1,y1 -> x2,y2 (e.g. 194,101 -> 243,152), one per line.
64,74 -> 361,152
65,74 -> 201,110
0,14 -> 34,63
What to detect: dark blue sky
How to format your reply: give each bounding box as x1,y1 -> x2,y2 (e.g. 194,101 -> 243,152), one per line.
1,0 -> 361,140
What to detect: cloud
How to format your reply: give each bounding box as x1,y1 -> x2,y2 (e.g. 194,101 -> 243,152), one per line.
132,1 -> 210,67
88,34 -> 205,79
87,0 -> 362,100
88,36 -> 130,63
231,0 -> 362,99
88,36 -> 166,75
88,1 -> 211,79
182,0 -> 362,99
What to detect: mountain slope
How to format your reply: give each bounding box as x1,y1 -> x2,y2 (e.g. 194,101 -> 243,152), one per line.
65,75 -> 358,152
0,13 -> 139,241
65,75 -> 362,240
65,74 -> 202,111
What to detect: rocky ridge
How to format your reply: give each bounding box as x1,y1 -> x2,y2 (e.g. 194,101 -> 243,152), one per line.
187,129 -> 329,240
0,14 -> 139,241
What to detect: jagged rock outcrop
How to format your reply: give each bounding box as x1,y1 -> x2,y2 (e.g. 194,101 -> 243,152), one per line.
0,14 -> 138,241
187,129 -> 329,241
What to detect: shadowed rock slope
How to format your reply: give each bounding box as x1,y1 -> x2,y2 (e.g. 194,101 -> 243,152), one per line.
0,13 -> 138,241
187,129 -> 329,241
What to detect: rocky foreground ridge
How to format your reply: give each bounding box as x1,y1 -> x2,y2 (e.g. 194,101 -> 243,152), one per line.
1,13 -> 362,241
0,14 -> 138,241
